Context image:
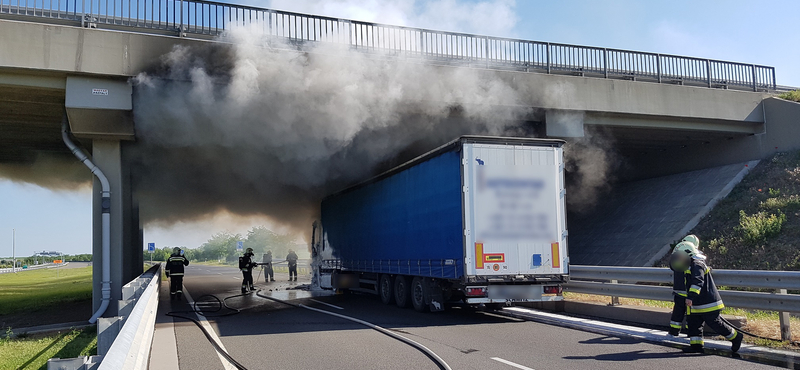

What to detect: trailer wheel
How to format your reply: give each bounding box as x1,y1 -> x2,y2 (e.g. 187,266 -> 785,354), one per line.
379,274 -> 395,305
394,276 -> 411,308
411,277 -> 429,312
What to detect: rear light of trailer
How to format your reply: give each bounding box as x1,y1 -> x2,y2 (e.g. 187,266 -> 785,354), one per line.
543,285 -> 562,295
465,287 -> 487,297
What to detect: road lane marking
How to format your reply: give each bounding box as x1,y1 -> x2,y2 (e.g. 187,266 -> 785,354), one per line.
491,357 -> 535,370
182,288 -> 237,370
309,299 -> 344,310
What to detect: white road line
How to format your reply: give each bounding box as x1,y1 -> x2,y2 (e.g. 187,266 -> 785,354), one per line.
182,288 -> 237,370
309,299 -> 344,310
491,357 -> 535,370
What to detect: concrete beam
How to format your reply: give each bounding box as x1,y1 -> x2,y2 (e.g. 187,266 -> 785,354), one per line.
65,76 -> 134,140
584,113 -> 764,134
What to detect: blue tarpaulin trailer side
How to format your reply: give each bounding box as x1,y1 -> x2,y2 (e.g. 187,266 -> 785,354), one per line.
321,148 -> 465,279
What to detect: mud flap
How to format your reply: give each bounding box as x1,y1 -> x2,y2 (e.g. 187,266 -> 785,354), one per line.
425,279 -> 445,312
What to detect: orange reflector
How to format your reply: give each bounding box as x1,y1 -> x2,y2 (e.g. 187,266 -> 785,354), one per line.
551,242 -> 560,268
475,243 -> 484,269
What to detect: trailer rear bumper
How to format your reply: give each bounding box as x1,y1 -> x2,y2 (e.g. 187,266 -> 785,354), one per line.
465,295 -> 563,304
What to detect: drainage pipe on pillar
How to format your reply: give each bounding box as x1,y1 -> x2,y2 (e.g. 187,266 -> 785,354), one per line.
61,117 -> 112,324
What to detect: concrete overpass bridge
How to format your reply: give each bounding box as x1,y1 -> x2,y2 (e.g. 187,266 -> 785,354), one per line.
1,0 -> 799,319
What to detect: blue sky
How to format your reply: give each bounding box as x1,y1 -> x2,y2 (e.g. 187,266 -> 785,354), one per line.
1,0 -> 798,257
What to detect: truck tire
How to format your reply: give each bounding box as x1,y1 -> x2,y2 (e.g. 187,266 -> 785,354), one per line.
379,274 -> 395,305
411,277 -> 429,312
394,275 -> 411,308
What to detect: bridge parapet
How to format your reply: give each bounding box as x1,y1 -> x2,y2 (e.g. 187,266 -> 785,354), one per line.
1,0 -> 778,92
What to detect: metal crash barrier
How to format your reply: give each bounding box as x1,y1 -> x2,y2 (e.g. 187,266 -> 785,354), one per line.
47,264 -> 161,370
566,265 -> 800,341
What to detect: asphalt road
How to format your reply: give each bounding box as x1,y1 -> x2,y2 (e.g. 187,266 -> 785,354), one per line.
166,264 -> 783,370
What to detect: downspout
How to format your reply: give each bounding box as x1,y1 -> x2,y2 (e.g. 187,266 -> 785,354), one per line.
61,116 -> 112,324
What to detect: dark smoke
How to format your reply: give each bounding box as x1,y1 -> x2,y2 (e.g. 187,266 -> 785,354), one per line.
130,29 -> 529,234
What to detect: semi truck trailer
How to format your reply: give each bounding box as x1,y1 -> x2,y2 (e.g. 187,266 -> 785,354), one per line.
315,136 -> 569,312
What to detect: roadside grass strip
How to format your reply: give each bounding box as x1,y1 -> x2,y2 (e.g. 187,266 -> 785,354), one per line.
0,328 -> 96,370
0,266 -> 92,316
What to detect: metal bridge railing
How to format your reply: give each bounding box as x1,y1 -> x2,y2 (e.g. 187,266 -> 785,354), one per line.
0,0 -> 779,91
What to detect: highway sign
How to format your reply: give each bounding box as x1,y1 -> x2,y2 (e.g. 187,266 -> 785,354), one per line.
237,241 -> 243,251
148,242 -> 155,252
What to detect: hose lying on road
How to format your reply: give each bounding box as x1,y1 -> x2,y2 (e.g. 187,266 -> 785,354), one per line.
255,291 -> 453,370
166,292 -> 254,370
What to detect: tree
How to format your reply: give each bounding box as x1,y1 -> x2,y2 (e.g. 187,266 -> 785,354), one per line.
244,226 -> 299,259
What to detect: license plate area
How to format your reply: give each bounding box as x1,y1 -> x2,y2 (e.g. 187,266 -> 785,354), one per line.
487,285 -> 543,300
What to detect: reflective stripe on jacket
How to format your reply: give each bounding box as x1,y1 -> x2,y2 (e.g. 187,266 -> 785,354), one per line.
686,259 -> 724,315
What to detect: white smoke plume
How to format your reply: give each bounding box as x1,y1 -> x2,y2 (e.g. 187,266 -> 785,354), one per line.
130,25 -> 529,234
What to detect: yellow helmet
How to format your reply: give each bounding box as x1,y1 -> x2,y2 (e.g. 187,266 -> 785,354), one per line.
682,234 -> 700,248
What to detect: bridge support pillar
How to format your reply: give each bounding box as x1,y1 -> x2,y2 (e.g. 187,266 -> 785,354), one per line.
91,140 -> 142,317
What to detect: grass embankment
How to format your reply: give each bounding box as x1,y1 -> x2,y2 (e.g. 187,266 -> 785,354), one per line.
569,151 -> 800,348
0,267 -> 92,317
778,90 -> 800,103
0,328 -> 96,370
0,268 -> 96,369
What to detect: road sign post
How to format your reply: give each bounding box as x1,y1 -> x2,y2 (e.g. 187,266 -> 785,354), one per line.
148,243 -> 156,264
237,241 -> 243,252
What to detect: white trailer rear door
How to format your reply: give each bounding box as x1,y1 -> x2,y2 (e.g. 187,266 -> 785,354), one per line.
463,143 -> 567,276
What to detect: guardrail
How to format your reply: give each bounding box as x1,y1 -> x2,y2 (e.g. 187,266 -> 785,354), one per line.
0,0 -> 781,92
566,265 -> 800,341
47,263 -> 161,370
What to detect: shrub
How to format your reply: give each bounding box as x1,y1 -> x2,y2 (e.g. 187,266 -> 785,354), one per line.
739,210 -> 786,244
761,195 -> 800,211
778,90 -> 800,103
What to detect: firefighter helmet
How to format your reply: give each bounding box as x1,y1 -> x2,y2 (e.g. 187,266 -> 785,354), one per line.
172,247 -> 181,255
669,241 -> 705,272
682,234 -> 700,248
245,247 -> 254,255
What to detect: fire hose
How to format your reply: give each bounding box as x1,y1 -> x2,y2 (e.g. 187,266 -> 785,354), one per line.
256,291 -> 453,370
167,287 -> 453,370
719,316 -> 800,346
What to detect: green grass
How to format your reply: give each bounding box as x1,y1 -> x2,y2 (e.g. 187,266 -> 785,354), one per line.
778,90 -> 800,103
0,267 -> 92,316
0,328 -> 96,370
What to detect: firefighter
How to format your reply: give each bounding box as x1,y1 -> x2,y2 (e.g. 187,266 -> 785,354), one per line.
239,247 -> 258,293
668,235 -> 700,336
286,249 -> 299,281
165,247 -> 189,301
262,251 -> 275,282
670,241 -> 743,353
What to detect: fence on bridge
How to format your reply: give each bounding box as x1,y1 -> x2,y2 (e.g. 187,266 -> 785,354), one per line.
1,0 -> 779,92
566,265 -> 800,341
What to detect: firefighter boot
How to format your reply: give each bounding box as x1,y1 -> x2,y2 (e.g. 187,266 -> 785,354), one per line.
731,332 -> 743,353
177,292 -> 182,301
682,344 -> 704,353
668,327 -> 680,336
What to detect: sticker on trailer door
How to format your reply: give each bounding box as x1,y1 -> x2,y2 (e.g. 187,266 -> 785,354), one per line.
474,163 -> 556,243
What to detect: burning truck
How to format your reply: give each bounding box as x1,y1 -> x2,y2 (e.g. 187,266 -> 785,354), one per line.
312,136 -> 569,311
